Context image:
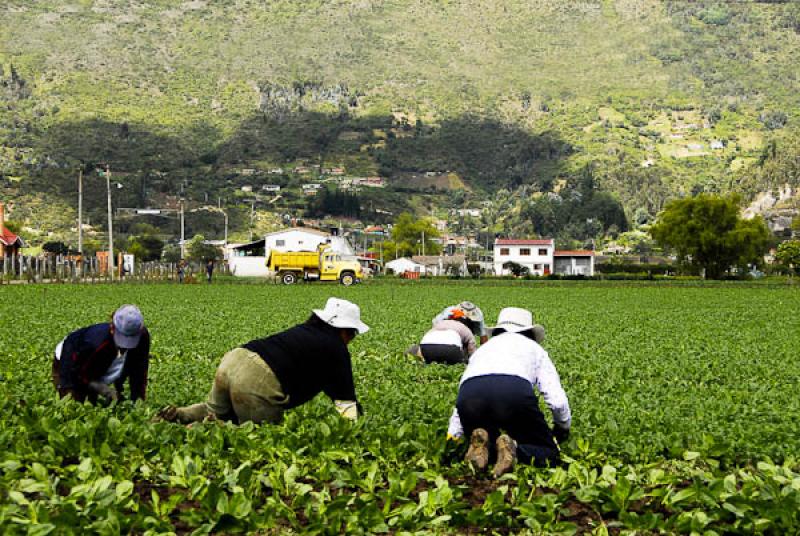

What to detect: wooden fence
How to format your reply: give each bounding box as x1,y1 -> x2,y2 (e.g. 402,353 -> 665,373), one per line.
0,255 -> 230,284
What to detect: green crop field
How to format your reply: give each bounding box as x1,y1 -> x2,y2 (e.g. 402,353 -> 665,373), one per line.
1,281 -> 799,534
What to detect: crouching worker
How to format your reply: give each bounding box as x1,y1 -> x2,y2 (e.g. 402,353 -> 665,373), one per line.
159,298 -> 369,425
434,301 -> 489,344
446,307 -> 569,478
407,307 -> 480,364
53,304 -> 150,403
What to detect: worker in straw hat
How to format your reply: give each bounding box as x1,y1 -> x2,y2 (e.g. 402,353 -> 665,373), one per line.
52,304 -> 150,403
446,307 -> 570,478
158,298 -> 369,425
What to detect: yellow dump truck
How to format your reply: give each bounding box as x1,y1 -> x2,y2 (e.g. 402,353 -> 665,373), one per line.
267,245 -> 363,285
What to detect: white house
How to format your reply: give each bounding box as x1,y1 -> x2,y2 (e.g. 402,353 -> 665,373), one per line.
227,240 -> 269,277
265,228 -> 354,255
494,239 -> 555,276
553,250 -> 595,276
411,255 -> 468,276
385,257 -> 425,275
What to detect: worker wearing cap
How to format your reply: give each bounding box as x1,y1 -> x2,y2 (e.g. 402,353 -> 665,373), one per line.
407,308 -> 480,364
446,307 -> 570,478
52,305 -> 150,403
432,301 -> 489,345
159,298 -> 369,425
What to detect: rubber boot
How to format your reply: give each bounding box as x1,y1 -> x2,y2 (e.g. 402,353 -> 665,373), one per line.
465,428 -> 490,471
492,434 -> 517,479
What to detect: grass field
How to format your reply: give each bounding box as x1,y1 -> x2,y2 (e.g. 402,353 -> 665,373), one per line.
1,280 -> 799,533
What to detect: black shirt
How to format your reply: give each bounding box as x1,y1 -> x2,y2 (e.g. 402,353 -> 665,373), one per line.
243,323 -> 357,408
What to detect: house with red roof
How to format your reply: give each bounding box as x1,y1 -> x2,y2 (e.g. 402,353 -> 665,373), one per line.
0,202 -> 25,258
493,238 -> 594,276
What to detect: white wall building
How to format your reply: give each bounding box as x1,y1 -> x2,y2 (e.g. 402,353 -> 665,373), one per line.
494,239 -> 555,276
265,228 -> 354,255
493,239 -> 596,276
412,255 -> 468,276
553,251 -> 595,276
385,257 -> 425,274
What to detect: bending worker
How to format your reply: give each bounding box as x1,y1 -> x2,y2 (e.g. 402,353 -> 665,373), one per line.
433,301 -> 488,344
407,307 -> 480,364
159,298 -> 369,425
52,304 -> 150,403
447,307 -> 570,478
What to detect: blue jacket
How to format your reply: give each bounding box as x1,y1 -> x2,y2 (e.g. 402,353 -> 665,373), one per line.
58,323 -> 150,401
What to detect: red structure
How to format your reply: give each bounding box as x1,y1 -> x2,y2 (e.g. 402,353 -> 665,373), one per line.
0,202 -> 24,258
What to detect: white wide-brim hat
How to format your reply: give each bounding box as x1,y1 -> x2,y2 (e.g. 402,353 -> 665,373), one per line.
491,307 -> 535,334
313,297 -> 370,334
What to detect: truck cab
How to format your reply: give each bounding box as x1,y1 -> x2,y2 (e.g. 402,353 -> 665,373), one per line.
318,248 -> 363,285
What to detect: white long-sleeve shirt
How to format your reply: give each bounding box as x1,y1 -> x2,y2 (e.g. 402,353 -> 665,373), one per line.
447,332 -> 571,438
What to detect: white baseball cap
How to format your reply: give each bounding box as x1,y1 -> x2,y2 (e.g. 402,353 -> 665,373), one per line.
313,298 -> 370,334
491,307 -> 535,334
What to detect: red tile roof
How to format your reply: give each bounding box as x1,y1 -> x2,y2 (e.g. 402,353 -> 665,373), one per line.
494,239 -> 553,246
0,227 -> 23,247
554,250 -> 594,256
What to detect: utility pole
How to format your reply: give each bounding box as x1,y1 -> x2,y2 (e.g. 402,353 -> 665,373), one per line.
422,230 -> 425,256
105,164 -> 115,281
180,198 -> 185,259
249,201 -> 255,242
222,209 -> 228,245
77,168 -> 83,277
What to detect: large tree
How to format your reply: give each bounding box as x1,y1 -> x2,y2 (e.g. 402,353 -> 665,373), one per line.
650,194 -> 770,279
379,213 -> 441,261
776,240 -> 800,276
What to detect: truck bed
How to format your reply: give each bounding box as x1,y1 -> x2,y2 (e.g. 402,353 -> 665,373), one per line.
268,250 -> 320,270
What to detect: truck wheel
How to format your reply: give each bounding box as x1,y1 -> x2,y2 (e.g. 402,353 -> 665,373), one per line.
340,272 -> 356,286
281,272 -> 298,285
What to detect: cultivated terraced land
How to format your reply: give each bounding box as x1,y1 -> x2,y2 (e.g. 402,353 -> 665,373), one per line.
1,281 -> 799,533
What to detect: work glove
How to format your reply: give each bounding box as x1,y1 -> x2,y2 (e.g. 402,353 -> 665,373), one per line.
89,381 -> 119,402
553,424 -> 570,444
335,400 -> 359,421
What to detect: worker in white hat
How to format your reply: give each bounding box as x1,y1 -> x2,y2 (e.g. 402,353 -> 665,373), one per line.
159,298 -> 369,425
446,307 -> 570,478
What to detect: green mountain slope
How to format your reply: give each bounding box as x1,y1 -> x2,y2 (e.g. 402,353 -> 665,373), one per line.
2,0 -> 800,240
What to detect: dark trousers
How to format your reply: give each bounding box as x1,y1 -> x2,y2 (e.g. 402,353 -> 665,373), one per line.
421,343 -> 466,365
457,374 -> 559,467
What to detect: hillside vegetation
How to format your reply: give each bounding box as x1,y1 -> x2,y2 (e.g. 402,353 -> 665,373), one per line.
2,0 -> 800,241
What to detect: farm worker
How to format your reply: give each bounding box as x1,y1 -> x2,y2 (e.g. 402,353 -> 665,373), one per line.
407,307 -> 480,364
446,307 -> 569,478
206,259 -> 214,283
158,297 -> 369,425
177,261 -> 185,284
432,301 -> 489,345
52,304 -> 150,403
